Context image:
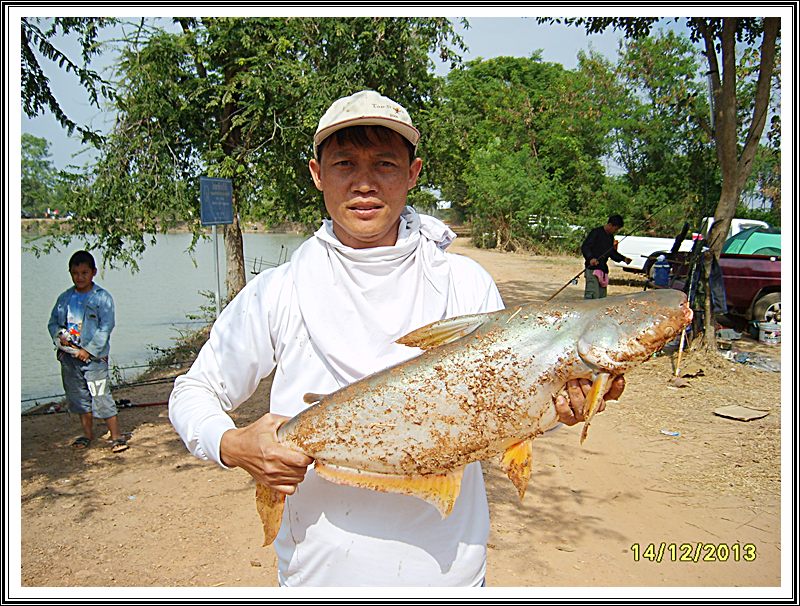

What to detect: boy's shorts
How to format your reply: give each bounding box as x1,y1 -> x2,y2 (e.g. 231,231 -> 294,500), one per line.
59,353 -> 117,419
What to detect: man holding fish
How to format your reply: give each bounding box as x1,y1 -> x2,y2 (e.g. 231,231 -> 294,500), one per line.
169,90 -> 640,587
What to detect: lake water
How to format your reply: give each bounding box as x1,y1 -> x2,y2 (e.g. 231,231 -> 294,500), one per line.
19,232 -> 306,412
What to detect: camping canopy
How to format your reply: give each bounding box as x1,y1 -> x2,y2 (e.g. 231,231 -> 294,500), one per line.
721,226 -> 781,256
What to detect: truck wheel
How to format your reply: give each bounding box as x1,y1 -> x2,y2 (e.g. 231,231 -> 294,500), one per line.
645,253 -> 668,280
644,255 -> 660,279
752,292 -> 780,324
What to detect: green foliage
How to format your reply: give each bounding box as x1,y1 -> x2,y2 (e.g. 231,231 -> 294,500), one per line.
21,134 -> 58,216
423,56 -> 565,212
736,205 -> 780,229
62,17 -> 465,277
464,139 -> 570,251
27,15 -> 779,272
540,50 -> 622,215
407,189 -> 440,215
540,17 -> 770,46
739,144 -> 780,227
21,17 -> 116,145
608,29 -> 721,233
578,177 -> 632,231
736,42 -> 781,226
542,17 -> 662,39
541,16 -> 781,351
424,53 -> 622,251
540,18 -> 779,217
430,23 -> 776,251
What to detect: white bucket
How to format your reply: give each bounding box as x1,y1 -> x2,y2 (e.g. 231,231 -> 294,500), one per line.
758,322 -> 781,345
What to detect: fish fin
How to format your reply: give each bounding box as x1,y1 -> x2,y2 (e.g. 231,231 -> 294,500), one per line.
303,392 -> 326,404
255,483 -> 286,546
580,372 -> 611,445
396,314 -> 488,350
314,462 -> 464,518
500,439 -> 533,500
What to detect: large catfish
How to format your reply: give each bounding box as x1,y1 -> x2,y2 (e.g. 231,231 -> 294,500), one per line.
256,289 -> 692,544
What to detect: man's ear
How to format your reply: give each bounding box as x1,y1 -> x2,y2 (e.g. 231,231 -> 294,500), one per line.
407,158 -> 423,189
309,159 -> 323,191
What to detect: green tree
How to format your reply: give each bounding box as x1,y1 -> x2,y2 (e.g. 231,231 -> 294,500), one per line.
21,134 -> 59,217
610,30 -> 720,235
537,50 -> 623,224
540,17 -> 780,350
21,17 -> 116,145
737,43 -> 781,226
424,55 -> 563,213
424,53 -> 617,249
465,138 -> 569,252
59,17 -> 464,299
740,141 -> 780,226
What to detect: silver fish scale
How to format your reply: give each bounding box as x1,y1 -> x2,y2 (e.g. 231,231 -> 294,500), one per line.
279,289 -> 691,476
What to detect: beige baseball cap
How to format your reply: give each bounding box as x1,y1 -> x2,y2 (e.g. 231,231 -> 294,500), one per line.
313,90 -> 420,158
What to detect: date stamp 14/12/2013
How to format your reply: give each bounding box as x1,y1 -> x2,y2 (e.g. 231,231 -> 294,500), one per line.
631,542 -> 757,563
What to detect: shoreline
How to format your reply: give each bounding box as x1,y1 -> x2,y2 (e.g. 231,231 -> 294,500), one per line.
21,217 -> 311,236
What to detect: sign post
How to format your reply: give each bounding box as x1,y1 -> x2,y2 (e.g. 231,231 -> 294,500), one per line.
199,177 -> 234,317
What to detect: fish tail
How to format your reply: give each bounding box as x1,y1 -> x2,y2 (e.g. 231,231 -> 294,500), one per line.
500,439 -> 533,499
255,483 -> 286,546
580,372 -> 611,445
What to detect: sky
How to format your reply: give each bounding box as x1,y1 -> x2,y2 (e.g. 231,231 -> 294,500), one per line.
15,12 -> 634,172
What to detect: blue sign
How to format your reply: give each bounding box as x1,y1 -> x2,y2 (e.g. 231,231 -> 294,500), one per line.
200,177 -> 234,225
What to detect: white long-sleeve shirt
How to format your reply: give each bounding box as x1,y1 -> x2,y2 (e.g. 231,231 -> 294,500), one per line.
169,209 -> 504,586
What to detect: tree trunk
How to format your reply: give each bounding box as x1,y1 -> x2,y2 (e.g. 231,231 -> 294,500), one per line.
699,181 -> 739,351
696,17 -> 779,352
223,196 -> 247,301
218,60 -> 248,302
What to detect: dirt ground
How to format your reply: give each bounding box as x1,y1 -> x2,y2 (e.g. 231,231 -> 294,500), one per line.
16,238 -> 785,596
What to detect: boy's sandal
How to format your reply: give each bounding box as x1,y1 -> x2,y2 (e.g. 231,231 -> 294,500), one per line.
71,436 -> 91,449
102,431 -> 132,442
111,438 -> 129,453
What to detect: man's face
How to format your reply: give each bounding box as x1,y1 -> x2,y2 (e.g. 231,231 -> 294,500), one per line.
69,263 -> 96,292
309,130 -> 422,249
605,223 -> 621,235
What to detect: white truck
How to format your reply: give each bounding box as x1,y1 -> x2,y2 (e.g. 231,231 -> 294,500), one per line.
611,217 -> 770,276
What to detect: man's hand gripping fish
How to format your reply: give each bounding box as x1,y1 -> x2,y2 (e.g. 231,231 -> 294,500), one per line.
256,289 -> 692,544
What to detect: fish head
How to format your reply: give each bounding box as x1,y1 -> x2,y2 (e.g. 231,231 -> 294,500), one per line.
576,289 -> 692,374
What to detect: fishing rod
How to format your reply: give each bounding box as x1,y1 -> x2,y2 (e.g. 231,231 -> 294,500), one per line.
23,398 -> 170,417
546,201 -> 697,302
21,373 -> 182,406
20,351 -> 203,406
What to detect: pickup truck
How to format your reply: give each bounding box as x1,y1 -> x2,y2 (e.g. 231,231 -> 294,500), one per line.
668,228 -> 781,324
717,253 -> 781,323
611,217 -> 770,276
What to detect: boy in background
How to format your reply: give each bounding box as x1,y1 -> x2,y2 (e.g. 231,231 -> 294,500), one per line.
47,250 -> 128,452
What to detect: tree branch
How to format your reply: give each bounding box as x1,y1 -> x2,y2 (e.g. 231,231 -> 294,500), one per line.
176,17 -> 207,79
737,17 -> 779,191
695,20 -> 722,151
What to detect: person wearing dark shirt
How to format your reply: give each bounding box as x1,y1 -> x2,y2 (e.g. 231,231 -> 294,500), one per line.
580,214 -> 632,299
